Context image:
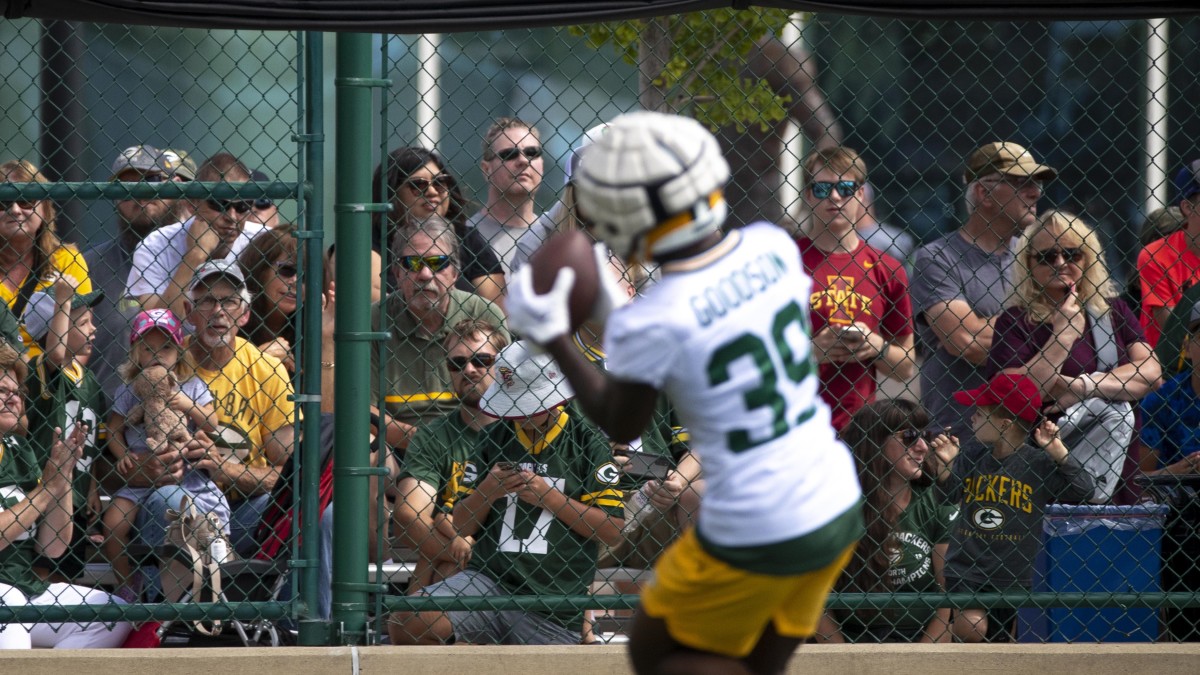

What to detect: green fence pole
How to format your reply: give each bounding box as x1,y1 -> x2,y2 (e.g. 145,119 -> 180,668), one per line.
331,31 -> 376,645
296,29 -> 328,647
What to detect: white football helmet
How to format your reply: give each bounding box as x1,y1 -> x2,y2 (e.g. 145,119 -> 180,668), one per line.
573,111 -> 730,263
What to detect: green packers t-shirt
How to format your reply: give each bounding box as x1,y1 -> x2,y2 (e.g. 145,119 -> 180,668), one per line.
401,410 -> 487,512
0,434 -> 51,597
462,409 -> 623,631
24,356 -> 105,514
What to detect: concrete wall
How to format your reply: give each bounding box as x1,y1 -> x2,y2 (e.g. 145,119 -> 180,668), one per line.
3,644 -> 1199,675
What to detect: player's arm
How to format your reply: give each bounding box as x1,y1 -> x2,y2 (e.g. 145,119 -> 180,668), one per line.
543,335 -> 660,444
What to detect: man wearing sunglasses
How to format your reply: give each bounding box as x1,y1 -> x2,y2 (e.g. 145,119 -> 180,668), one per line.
466,117 -> 546,278
911,141 -> 1057,440
370,215 -> 508,453
389,319 -> 507,623
125,152 -> 268,323
798,146 -> 915,432
86,144 -> 197,395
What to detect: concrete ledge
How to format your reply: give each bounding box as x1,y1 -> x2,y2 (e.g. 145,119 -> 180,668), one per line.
3,643 -> 1198,674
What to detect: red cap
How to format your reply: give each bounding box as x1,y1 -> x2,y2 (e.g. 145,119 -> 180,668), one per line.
952,373 -> 1042,423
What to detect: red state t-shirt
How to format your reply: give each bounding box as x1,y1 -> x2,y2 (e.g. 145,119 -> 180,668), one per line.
1137,229 -> 1200,347
798,237 -> 914,431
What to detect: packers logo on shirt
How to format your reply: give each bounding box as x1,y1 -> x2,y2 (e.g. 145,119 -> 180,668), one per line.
596,461 -> 621,485
971,506 -> 1004,531
212,423 -> 253,462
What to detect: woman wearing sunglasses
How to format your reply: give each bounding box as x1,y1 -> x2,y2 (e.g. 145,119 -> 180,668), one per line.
816,398 -> 956,644
986,210 -> 1161,503
372,147 -> 504,308
238,225 -> 327,376
0,160 -> 95,354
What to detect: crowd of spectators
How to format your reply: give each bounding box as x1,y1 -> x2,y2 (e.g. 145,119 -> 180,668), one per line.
0,115 -> 1196,648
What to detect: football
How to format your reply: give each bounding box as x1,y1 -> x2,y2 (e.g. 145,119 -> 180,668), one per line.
528,229 -> 601,333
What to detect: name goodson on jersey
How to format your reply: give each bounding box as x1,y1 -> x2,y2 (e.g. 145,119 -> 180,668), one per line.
690,251 -> 788,327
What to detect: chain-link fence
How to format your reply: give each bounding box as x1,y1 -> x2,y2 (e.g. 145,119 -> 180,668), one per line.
3,9 -> 1200,650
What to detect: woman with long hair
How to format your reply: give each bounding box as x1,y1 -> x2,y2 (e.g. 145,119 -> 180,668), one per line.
988,210 -> 1161,502
0,160 -> 93,352
370,146 -> 504,306
816,398 -> 955,643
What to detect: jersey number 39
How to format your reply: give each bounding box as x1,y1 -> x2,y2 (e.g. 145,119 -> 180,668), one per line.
706,301 -> 814,453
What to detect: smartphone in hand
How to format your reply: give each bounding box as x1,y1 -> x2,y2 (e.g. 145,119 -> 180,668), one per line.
620,453 -> 671,481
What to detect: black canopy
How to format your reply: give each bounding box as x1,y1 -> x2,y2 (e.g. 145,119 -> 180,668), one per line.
3,0 -> 1194,32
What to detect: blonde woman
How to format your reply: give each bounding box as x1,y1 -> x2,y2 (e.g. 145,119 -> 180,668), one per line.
0,160 -> 93,353
987,210 -> 1161,502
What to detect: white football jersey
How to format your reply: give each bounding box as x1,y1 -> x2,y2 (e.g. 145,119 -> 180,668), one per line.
605,222 -> 861,549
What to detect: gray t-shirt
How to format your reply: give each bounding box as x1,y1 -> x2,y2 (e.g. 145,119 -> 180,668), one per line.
910,231 -> 1014,438
83,237 -> 141,398
938,441 -> 1095,588
467,211 -> 542,277
112,375 -> 214,453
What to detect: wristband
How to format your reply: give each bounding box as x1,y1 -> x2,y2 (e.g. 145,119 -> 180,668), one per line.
875,339 -> 892,362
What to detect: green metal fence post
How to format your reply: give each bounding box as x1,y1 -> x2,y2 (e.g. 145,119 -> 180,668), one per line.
296,29 -> 328,647
330,31 -> 375,645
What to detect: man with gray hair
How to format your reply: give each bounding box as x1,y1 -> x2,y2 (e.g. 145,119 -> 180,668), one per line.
910,141 -> 1057,438
371,214 -> 508,452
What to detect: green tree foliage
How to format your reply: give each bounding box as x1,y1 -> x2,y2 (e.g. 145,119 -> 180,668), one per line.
569,9 -> 795,132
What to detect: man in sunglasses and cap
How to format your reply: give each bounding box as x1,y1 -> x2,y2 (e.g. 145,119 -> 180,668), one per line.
124,152 -> 268,323
911,141 -> 1058,440
370,215 -> 508,453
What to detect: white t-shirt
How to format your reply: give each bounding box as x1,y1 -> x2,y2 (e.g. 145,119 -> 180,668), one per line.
604,222 -> 861,549
125,218 -> 267,298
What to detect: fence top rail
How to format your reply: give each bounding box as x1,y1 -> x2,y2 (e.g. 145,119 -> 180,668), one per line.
0,181 -> 306,201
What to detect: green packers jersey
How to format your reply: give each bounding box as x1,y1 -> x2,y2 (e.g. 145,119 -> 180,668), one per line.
464,409 -> 623,630
0,434 -> 50,597
401,410 -> 486,512
24,356 -> 105,513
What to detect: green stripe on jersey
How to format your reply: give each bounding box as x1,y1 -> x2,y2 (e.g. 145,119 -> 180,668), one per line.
697,499 -> 864,575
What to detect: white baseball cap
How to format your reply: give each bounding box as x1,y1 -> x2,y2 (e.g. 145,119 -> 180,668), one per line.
479,341 -> 574,420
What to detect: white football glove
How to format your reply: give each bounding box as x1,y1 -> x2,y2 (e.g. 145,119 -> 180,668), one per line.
507,264 -> 576,345
590,242 -> 630,324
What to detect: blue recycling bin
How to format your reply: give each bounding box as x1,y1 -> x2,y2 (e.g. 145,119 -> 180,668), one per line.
1019,504 -> 1167,642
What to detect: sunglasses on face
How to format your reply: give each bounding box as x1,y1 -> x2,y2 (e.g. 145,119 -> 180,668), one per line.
809,181 -> 860,200
205,198 -> 254,215
1030,247 -> 1084,267
398,255 -> 452,273
404,174 -> 452,194
0,200 -> 36,211
273,261 -> 298,279
897,428 -> 939,446
446,353 -> 497,372
493,146 -> 543,162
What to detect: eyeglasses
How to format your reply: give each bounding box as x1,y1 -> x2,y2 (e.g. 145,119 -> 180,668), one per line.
1030,247 -> 1084,267
447,353 -> 497,372
493,146 -> 543,162
273,261 -> 298,279
194,295 -> 244,312
0,387 -> 21,401
404,174 -> 452,194
205,198 -> 254,215
809,181 -> 860,200
398,255 -> 452,273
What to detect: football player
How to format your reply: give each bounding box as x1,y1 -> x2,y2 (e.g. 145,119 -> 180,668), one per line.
506,111 -> 864,675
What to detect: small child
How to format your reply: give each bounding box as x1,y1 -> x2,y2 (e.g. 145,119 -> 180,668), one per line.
930,372 -> 1096,643
21,276 -> 106,581
102,308 -> 225,601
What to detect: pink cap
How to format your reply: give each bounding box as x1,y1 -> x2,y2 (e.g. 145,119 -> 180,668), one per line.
130,308 -> 184,346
